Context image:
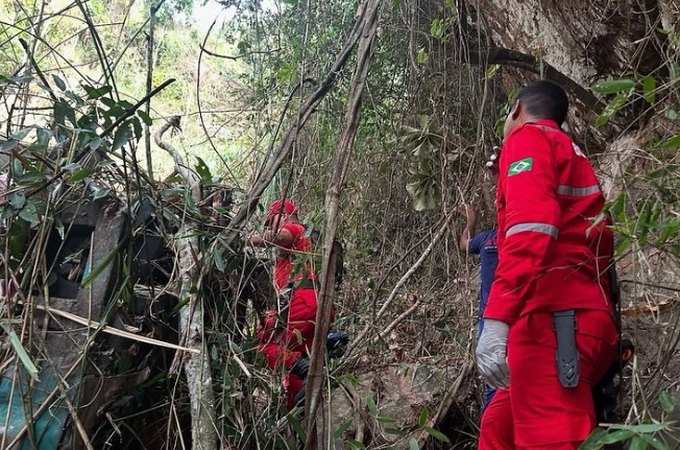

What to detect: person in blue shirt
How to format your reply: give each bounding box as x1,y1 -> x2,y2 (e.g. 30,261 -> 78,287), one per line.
459,204 -> 498,409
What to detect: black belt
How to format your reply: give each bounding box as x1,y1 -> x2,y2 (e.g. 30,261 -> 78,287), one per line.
553,309 -> 580,388
287,278 -> 317,290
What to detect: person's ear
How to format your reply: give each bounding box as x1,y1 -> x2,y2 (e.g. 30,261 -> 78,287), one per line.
509,99 -> 521,120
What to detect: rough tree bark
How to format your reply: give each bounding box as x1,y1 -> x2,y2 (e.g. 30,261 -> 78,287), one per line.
303,0 -> 381,448
155,116 -> 217,450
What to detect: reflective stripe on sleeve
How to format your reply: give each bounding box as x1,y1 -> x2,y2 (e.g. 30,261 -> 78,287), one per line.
556,185 -> 600,196
506,222 -> 558,239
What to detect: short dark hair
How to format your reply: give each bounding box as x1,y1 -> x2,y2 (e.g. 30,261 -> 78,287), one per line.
518,80 -> 569,125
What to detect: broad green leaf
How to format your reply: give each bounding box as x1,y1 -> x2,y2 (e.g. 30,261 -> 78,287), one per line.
665,109 -> 678,121
658,135 -> 680,149
8,191 -> 26,210
0,322 -> 40,381
430,19 -> 444,39
69,168 -> 93,182
592,78 -> 635,94
423,426 -> 450,443
642,75 -> 656,104
52,74 -> 66,90
595,93 -> 628,127
597,429 -> 634,444
639,433 -> 671,450
112,123 -> 133,151
18,203 -> 39,226
628,435 -> 647,450
137,110 -> 153,126
195,156 -> 213,182
580,427 -> 608,450
409,438 -> 419,450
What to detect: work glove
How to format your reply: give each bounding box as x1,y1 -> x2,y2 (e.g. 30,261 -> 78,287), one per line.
475,319 -> 510,389
290,357 -> 310,379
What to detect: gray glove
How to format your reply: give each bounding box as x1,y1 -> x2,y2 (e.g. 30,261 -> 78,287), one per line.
476,319 -> 510,389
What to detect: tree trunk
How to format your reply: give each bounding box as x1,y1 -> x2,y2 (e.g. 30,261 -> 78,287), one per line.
155,117 -> 217,450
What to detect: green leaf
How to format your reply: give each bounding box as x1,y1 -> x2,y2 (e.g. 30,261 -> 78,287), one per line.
642,75 -> 656,104
93,188 -> 110,200
112,123 -> 133,151
486,64 -> 500,79
430,18 -> 444,40
0,321 -> 40,381
83,84 -> 112,99
409,438 -> 419,450
365,395 -> 378,415
418,406 -> 429,427
89,136 -> 103,150
628,435 -> 647,450
51,74 -> 66,90
195,156 -> 212,182
214,251 -> 225,272
416,48 -> 428,64
610,421 -> 673,434
580,427 -> 609,450
592,78 -> 635,94
18,202 -> 39,226
347,441 -> 365,449
8,191 -> 26,210
69,168 -> 93,182
658,135 -> 680,149
595,92 -> 629,127
11,127 -> 33,141
638,433 -> 671,450
665,109 -> 678,121
281,0 -> 298,4
659,391 -> 677,414
131,117 -> 143,141
597,429 -> 634,444
423,426 -> 450,443
137,110 -> 153,126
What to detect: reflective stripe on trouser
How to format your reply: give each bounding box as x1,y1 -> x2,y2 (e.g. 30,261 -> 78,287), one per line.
478,310 -> 617,449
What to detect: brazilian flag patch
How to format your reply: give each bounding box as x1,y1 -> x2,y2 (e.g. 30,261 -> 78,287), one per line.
508,157 -> 533,176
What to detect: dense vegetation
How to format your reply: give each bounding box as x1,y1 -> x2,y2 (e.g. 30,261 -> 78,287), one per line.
0,0 -> 678,449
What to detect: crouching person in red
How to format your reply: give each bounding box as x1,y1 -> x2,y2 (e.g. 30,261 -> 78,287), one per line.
250,199 -> 326,410
476,81 -> 618,449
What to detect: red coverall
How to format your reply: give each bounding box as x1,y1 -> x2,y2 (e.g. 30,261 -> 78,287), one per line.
479,119 -> 618,449
257,222 -> 318,409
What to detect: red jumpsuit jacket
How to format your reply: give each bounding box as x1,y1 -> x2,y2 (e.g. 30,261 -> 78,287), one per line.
483,119 -> 614,324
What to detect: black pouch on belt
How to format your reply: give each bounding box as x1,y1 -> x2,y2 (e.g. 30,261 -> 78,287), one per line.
553,309 -> 580,388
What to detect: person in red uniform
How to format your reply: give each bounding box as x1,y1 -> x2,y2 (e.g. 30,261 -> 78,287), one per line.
249,199 -> 319,409
476,80 -> 618,449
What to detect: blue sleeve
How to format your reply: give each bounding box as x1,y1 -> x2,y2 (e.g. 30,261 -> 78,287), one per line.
468,231 -> 487,254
